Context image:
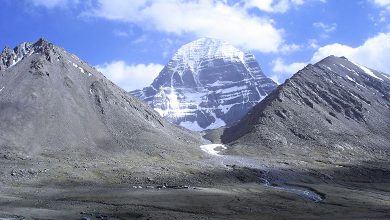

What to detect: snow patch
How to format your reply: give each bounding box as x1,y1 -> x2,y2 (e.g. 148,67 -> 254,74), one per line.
71,62 -> 90,76
208,80 -> 234,87
216,86 -> 247,94
173,38 -> 246,75
200,144 -> 227,156
345,75 -> 356,82
339,64 -> 359,75
0,87 -> 4,93
219,104 -> 236,114
133,38 -> 275,132
78,67 -> 85,73
321,65 -> 333,71
353,62 -> 383,81
381,73 -> 390,80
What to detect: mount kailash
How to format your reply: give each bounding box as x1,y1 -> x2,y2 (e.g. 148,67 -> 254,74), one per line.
130,38 -> 277,131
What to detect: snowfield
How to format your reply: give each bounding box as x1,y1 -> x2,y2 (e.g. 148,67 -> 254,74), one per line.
200,144 -> 227,156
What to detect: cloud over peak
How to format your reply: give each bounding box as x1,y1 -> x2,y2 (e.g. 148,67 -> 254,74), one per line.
311,32 -> 390,72
270,32 -> 390,84
87,0 -> 284,53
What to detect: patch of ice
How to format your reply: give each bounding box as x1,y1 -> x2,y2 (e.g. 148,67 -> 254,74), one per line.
200,144 -> 227,156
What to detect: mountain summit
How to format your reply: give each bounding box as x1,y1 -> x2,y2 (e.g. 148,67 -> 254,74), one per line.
130,38 -> 277,131
0,39 -> 203,184
222,55 -> 390,160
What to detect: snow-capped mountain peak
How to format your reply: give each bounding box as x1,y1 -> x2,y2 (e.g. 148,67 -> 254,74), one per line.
172,38 -> 246,73
130,38 -> 277,131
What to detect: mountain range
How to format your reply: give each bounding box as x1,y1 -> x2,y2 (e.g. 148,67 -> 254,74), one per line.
1,38 -> 390,219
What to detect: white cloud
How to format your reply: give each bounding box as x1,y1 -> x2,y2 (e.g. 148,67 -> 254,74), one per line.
373,0 -> 390,7
308,39 -> 320,49
279,43 -> 301,54
96,61 -> 164,91
27,0 -> 79,8
371,0 -> 390,12
310,32 -> 390,73
271,32 -> 390,84
272,58 -> 306,75
313,22 -> 337,39
269,75 -> 283,85
132,35 -> 148,44
113,30 -> 130,37
313,22 -> 337,33
310,43 -> 354,63
244,0 -> 305,13
86,0 -> 284,53
271,58 -> 306,84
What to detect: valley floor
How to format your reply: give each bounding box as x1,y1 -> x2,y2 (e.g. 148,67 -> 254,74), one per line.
1,144 -> 390,219
0,181 -> 390,219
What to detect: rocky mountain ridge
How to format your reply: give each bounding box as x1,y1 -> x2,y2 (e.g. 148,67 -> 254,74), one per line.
0,39 -> 204,181
222,55 -> 390,161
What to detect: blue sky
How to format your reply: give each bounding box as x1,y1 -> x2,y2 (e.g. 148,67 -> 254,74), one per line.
1,0 -> 390,90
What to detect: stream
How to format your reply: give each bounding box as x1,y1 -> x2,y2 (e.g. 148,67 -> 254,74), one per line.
200,144 -> 324,202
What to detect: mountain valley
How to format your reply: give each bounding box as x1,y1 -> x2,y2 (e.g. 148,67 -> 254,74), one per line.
0,39 -> 389,219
